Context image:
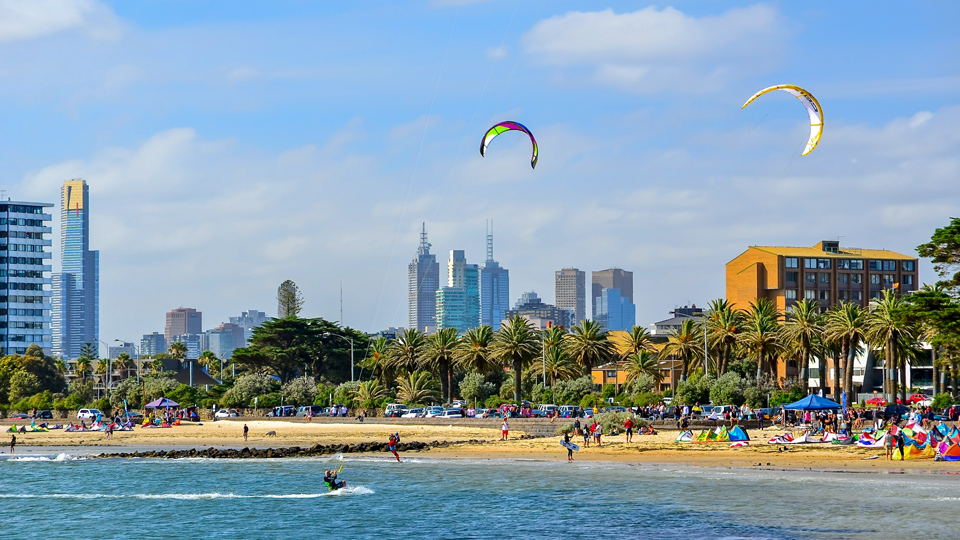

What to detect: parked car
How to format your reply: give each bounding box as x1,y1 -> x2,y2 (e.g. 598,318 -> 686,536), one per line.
216,408 -> 242,419
441,408 -> 463,418
450,400 -> 467,408
908,393 -> 933,405
383,403 -> 409,418
8,412 -> 29,420
423,406 -> 444,418
126,411 -> 145,422
266,405 -> 296,417
604,406 -> 627,414
77,408 -> 102,420
559,405 -> 581,418
885,404 -> 910,421
37,410 -> 54,419
296,405 -> 326,417
866,397 -> 887,406
401,407 -> 424,418
528,409 -> 548,418
539,404 -> 559,416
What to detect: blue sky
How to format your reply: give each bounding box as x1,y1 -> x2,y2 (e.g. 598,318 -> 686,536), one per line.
0,0 -> 957,344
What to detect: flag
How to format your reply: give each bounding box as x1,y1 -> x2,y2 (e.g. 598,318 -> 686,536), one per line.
841,391 -> 847,414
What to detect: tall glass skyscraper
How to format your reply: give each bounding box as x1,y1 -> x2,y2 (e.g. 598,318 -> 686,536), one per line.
479,223 -> 509,330
52,179 -> 99,360
408,223 -> 439,332
0,201 -> 53,355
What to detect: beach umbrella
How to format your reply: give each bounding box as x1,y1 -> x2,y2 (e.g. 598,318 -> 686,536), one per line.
145,397 -> 180,409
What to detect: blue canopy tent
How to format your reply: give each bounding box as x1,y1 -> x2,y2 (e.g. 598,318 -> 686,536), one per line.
783,394 -> 841,410
145,397 -> 180,409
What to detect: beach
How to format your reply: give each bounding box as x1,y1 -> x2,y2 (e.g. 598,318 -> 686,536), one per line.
5,419 -> 955,472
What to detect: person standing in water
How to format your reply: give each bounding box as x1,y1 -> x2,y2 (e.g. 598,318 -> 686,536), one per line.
388,432 -> 401,462
9,434 -> 15,453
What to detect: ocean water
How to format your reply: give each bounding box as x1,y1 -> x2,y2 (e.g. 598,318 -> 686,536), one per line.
3,449 -> 959,540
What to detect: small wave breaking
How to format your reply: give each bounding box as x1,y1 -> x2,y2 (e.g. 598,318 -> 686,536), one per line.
7,453 -> 84,462
0,486 -> 374,500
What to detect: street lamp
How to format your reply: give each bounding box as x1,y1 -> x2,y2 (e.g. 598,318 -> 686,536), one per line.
323,332 -> 355,382
114,339 -> 141,383
98,339 -> 112,396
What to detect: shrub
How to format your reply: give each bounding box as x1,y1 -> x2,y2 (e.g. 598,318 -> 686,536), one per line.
601,384 -> 618,399
932,393 -> 955,409
710,372 -> 747,406
90,397 -> 110,412
634,392 -> 661,407
282,377 -> 319,406
110,377 -> 143,409
553,376 -> 597,405
557,422 -> 574,435
579,393 -> 602,410
221,372 -> 278,407
332,381 -> 361,407
460,373 -> 496,406
484,396 -> 503,408
675,374 -> 714,406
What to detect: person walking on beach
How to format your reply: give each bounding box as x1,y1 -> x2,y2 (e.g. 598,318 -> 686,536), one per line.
624,417 -> 634,443
501,419 -> 509,441
563,432 -> 574,462
243,424 -> 249,442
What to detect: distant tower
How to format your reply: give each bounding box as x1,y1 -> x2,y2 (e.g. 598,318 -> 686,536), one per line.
439,249 -> 479,332
408,223 -> 440,331
555,268 -> 585,325
479,220 -> 509,330
591,268 -> 634,319
52,179 -> 99,360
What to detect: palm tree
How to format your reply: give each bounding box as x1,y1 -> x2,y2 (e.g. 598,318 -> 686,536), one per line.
54,358 -> 68,376
422,328 -> 461,404
396,371 -> 440,405
490,316 -> 539,402
75,357 -> 92,379
388,328 -> 427,377
565,320 -> 616,374
360,337 -> 393,385
198,350 -> 219,376
783,299 -> 823,392
824,302 -> 866,405
624,350 -> 663,387
617,325 -> 655,359
96,358 -> 109,376
454,325 -> 496,375
738,299 -> 782,380
660,318 -> 702,381
149,357 -> 163,374
169,341 -> 188,364
706,299 -> 742,376
353,380 -> 389,409
529,346 -> 580,387
865,289 -> 916,404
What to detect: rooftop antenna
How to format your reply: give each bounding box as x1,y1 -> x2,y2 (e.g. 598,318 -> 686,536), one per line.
486,219 -> 494,262
418,222 -> 431,254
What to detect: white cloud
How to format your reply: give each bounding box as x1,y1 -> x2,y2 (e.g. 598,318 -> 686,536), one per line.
486,45 -> 507,61
523,4 -> 786,92
0,0 -> 123,43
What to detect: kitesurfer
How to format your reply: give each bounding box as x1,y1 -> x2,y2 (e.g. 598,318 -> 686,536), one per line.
388,432 -> 401,462
323,469 -> 345,491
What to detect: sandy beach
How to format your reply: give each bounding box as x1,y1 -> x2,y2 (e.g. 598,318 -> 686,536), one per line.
5,419 -> 956,472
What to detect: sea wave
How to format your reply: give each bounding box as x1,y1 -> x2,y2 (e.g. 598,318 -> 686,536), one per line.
0,487 -> 374,500
7,453 -> 84,462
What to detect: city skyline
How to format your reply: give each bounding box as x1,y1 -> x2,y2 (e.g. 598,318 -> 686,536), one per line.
0,2 -> 954,345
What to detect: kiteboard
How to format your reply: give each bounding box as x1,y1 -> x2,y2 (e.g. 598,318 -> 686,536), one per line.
560,439 -> 580,451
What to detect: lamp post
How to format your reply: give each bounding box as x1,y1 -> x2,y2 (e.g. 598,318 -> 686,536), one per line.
114,339 -> 141,383
323,332 -> 355,382
98,339 -> 111,396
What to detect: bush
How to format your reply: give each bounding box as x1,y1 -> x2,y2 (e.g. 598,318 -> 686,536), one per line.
255,392 -> 282,408
634,392 -> 661,407
90,397 -> 110,412
484,396 -> 503,408
553,376 -> 597,405
110,377 -> 143,410
675,374 -> 714,406
221,372 -> 279,407
282,377 -> 319,406
9,371 -> 41,403
580,393 -> 602,410
142,373 -> 178,403
710,372 -> 747,406
167,384 -> 201,408
601,384 -> 617,400
460,373 -> 496,406
932,393 -> 955,409
557,422 -> 574,435
332,381 -> 360,407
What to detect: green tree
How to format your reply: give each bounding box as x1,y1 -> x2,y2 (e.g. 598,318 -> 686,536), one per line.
866,289 -> 916,404
142,372 -> 179,402
360,337 -> 393,385
706,299 -> 743,376
624,350 -> 663,387
529,346 -> 581,387
824,302 -> 866,405
710,372 -> 747,406
421,327 -> 460,404
169,341 -> 188,363
352,380 -> 389,409
221,371 -> 278,407
617,325 -> 655,359
490,316 -> 540,402
455,325 -> 497,376
552,376 -> 597,406
782,299 -> 823,392
396,371 -> 440,405
282,376 -> 319,405
458,373 -> 496,406
738,299 -> 782,381
277,279 -> 305,318
388,328 -> 427,377
9,370 -> 40,403
660,318 -> 703,381
917,217 -> 960,288
565,320 -> 616,373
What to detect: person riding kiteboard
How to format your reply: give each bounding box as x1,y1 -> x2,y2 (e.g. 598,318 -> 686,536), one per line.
323,466 -> 346,491
388,432 -> 401,462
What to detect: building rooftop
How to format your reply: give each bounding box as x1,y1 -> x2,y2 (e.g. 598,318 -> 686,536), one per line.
735,242 -> 915,262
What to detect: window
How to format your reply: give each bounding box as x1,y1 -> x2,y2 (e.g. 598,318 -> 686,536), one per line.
819,290 -> 830,301
805,273 -> 816,283
785,289 -> 797,299
785,257 -> 798,268
804,258 -> 817,269
870,274 -> 881,285
902,261 -> 915,272
852,291 -> 863,301
838,274 -> 849,284
838,290 -> 849,301
883,274 -> 895,286
883,260 -> 896,271
786,272 -> 798,282
851,273 -> 862,284
804,290 -> 816,300
817,259 -> 832,269
837,260 -> 850,269
850,260 -> 863,270
819,273 -> 830,283
869,260 -> 882,271
903,275 -> 914,285
870,291 -> 882,299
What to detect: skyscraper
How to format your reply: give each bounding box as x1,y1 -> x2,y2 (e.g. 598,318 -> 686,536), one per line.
408,224 -> 440,332
594,288 -> 636,331
591,268 -> 633,319
448,250 -> 479,329
555,268 -> 585,325
480,222 -> 509,331
1,201 -> 53,355
51,180 -> 99,360
140,332 -> 167,357
165,307 -> 202,346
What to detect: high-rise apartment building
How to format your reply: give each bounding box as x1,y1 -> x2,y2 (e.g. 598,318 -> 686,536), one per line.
408,223 -> 440,332
204,322 -> 246,359
1,201 -> 53,355
229,309 -> 268,344
172,333 -> 201,361
479,223 -> 509,331
165,307 -> 202,345
140,331 -> 167,357
108,341 -> 137,359
555,268 -> 585,325
726,241 -> 918,312
505,291 -> 574,330
51,180 -> 99,360
591,268 -> 633,318
437,250 -> 480,333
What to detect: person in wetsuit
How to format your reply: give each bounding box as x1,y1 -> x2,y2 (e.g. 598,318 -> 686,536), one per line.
388,432 -> 401,462
323,469 -> 345,491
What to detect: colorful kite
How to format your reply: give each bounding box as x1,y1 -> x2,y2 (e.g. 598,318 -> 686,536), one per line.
479,121 -> 538,169
742,84 -> 823,156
